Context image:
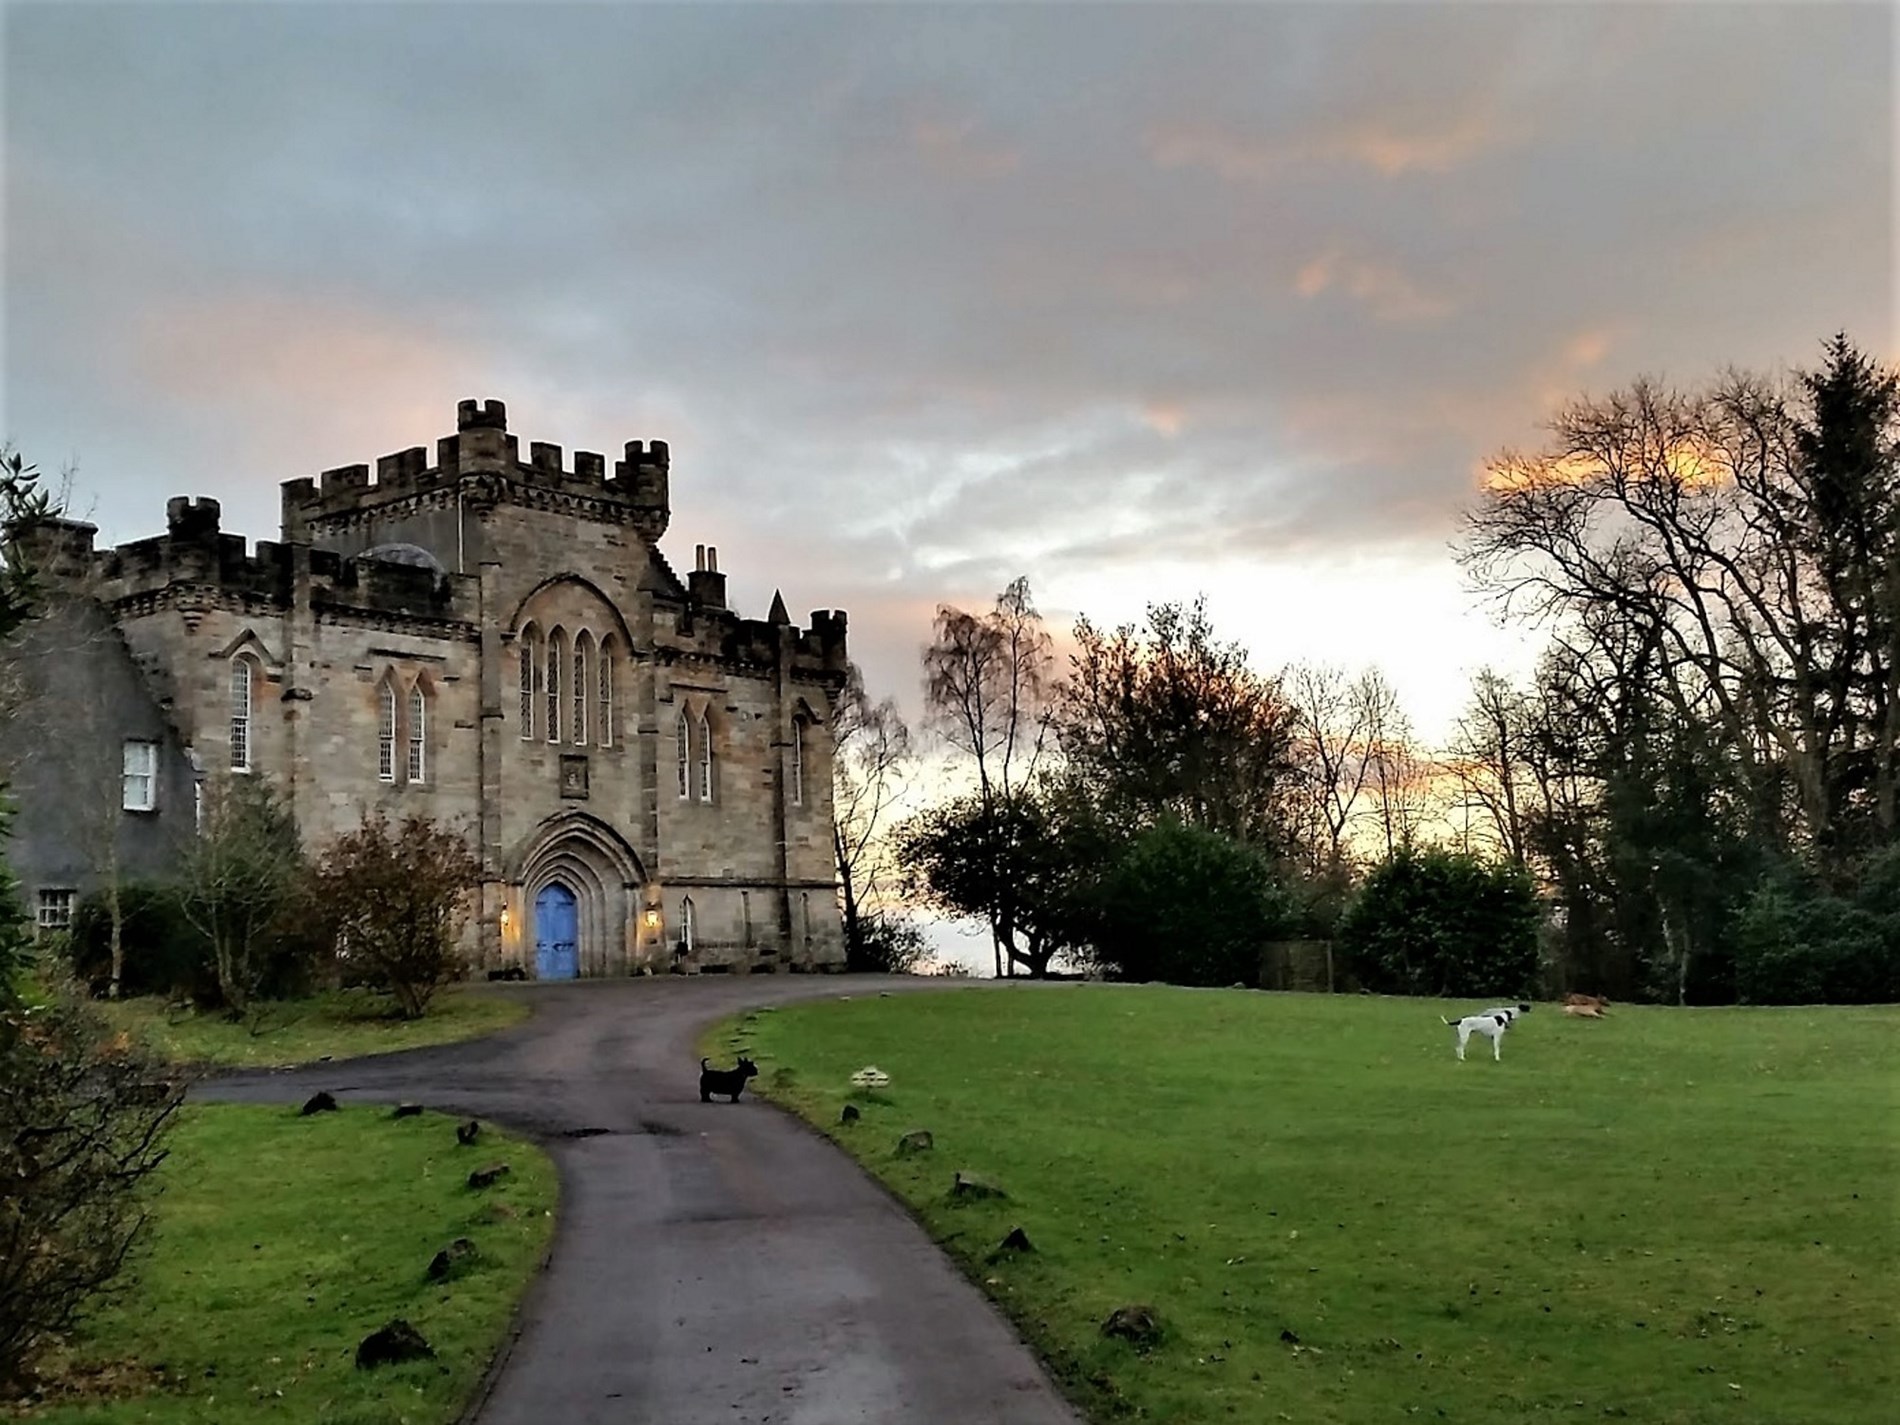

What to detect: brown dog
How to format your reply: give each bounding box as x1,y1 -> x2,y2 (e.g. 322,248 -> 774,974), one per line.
1563,993 -> 1610,1019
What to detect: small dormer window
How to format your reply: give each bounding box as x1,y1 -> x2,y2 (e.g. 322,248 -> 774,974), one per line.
122,740 -> 158,811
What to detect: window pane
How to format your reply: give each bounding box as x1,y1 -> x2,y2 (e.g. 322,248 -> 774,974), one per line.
519,630 -> 537,739
598,642 -> 613,748
230,659 -> 252,770
573,639 -> 588,746
408,686 -> 426,782
378,683 -> 397,782
122,740 -> 157,811
676,711 -> 690,798
546,634 -> 562,743
698,714 -> 712,800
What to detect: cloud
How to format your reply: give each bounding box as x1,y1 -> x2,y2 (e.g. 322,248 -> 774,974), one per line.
5,1 -> 1891,747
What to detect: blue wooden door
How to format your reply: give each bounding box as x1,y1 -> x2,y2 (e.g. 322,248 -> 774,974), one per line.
534,883 -> 579,980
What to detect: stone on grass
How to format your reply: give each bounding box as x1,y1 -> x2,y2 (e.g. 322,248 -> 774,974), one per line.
299,1091 -> 338,1116
426,1237 -> 479,1281
391,1103 -> 424,1119
456,1119 -> 481,1146
988,1226 -> 1035,1260
840,1104 -> 861,1125
1101,1303 -> 1163,1351
951,1170 -> 1005,1200
895,1129 -> 934,1156
355,1318 -> 434,1369
467,1162 -> 511,1190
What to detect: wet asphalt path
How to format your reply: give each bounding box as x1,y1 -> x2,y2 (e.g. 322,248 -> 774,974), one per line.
201,977 -> 1082,1425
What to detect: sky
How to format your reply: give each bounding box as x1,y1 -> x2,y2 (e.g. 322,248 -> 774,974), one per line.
5,1 -> 1893,756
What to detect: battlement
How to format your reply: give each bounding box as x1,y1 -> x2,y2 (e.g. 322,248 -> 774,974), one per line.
72,494 -> 478,628
281,398 -> 672,541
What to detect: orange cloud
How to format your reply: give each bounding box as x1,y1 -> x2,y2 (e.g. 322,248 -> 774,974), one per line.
1292,248 -> 1453,323
1146,106 -> 1508,182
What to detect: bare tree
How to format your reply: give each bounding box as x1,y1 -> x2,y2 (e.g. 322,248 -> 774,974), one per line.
1443,669 -> 1534,865
921,577 -> 1057,973
1355,669 -> 1431,857
829,664 -> 914,967
1285,663 -> 1374,871
175,774 -> 306,1015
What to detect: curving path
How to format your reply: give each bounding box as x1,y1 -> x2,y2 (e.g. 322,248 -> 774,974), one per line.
202,976 -> 1082,1425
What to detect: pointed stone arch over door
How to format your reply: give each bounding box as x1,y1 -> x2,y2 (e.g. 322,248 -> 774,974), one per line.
510,810 -> 649,977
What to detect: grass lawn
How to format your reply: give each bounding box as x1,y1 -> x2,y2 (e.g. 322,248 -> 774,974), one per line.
16,1103 -> 556,1425
710,987 -> 1899,1425
95,988 -> 528,1069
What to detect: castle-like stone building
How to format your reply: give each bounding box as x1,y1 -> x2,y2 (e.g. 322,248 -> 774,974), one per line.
8,399 -> 849,976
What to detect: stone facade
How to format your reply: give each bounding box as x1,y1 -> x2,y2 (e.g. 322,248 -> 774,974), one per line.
6,399 -> 849,975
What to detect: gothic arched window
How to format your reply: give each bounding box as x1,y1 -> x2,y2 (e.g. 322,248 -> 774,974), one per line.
230,656 -> 256,772
518,624 -> 539,740
597,636 -> 614,748
408,682 -> 427,782
572,632 -> 591,746
790,717 -> 805,807
676,708 -> 691,799
546,628 -> 565,744
377,678 -> 398,782
698,711 -> 713,801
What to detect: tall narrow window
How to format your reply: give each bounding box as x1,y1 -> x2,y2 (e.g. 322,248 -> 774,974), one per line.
518,625 -> 538,740
230,657 -> 254,771
122,740 -> 157,811
790,718 -> 805,807
676,709 -> 691,799
572,633 -> 590,746
681,895 -> 696,953
378,679 -> 397,782
597,637 -> 614,748
546,629 -> 564,744
698,711 -> 713,801
741,889 -> 752,947
408,684 -> 427,782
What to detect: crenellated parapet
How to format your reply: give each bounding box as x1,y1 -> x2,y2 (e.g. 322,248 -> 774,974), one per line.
67,495 -> 478,631
281,398 -> 672,544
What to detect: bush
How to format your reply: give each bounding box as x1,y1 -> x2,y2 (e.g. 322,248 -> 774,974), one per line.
1734,847 -> 1900,1004
846,913 -> 929,974
312,814 -> 481,1019
67,884 -> 215,1003
1090,820 -> 1295,987
1340,846 -> 1540,998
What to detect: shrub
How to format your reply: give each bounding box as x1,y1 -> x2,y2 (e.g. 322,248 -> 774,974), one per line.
1340,846 -> 1540,998
846,912 -> 929,974
1090,820 -> 1295,987
1735,848 -> 1900,1004
312,814 -> 482,1019
67,884 -> 215,1003
175,775 -> 311,1014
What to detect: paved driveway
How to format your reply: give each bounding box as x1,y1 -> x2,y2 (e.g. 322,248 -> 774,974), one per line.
203,976 -> 1082,1425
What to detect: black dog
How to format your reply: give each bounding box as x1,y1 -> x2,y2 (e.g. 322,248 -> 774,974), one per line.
700,1056 -> 758,1103
485,966 -> 529,982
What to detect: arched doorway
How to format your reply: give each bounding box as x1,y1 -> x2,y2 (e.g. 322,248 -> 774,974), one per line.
510,811 -> 649,978
534,882 -> 579,980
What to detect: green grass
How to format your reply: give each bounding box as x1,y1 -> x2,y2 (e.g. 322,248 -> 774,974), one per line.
95,988 -> 528,1069
710,987 -> 1900,1425
19,1103 -> 556,1424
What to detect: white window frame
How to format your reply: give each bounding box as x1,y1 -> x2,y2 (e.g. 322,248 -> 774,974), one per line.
519,625 -> 538,740
37,888 -> 75,933
378,679 -> 397,783
698,711 -> 713,802
122,739 -> 158,812
680,895 -> 696,953
572,633 -> 589,746
791,718 -> 805,807
230,656 -> 255,772
597,637 -> 614,748
408,683 -> 427,783
676,708 -> 691,799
